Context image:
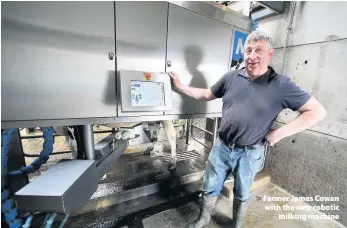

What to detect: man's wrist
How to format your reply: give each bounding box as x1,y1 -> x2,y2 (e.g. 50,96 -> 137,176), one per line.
175,83 -> 184,92
273,127 -> 286,141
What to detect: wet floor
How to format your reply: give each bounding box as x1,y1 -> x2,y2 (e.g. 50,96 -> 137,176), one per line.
139,183 -> 345,228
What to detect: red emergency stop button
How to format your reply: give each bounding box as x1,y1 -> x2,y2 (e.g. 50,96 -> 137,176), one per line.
144,72 -> 151,80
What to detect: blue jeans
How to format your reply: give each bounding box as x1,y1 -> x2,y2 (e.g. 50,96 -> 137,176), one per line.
202,137 -> 266,202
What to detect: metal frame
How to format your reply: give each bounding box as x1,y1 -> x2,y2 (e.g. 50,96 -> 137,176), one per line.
169,1 -> 251,31
250,1 -> 285,21
258,1 -> 285,14
19,128 -> 116,158
187,117 -> 219,149
250,8 -> 278,21
2,113 -> 222,129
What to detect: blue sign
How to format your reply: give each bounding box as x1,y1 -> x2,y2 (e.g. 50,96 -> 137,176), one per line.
232,31 -> 248,61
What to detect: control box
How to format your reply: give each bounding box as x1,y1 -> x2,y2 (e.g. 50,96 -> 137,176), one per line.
119,70 -> 173,112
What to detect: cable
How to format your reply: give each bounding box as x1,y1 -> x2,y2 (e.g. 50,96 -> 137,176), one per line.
1,129 -> 22,228
8,127 -> 54,176
1,127 -> 54,228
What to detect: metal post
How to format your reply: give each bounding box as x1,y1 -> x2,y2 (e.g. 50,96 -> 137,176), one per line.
83,124 -> 95,160
212,117 -> 219,146
185,119 -> 190,145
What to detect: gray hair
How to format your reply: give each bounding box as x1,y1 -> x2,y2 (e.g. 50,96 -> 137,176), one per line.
245,30 -> 274,49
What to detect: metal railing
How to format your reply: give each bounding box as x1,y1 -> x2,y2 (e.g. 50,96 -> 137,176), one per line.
187,118 -> 219,149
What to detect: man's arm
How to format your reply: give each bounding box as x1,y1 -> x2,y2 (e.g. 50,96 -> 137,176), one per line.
266,96 -> 327,146
168,72 -> 217,101
175,84 -> 216,101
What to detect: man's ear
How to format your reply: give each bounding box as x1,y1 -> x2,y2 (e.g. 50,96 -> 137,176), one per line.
269,49 -> 275,60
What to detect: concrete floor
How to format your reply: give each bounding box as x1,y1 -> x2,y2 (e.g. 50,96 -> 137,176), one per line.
141,183 -> 345,228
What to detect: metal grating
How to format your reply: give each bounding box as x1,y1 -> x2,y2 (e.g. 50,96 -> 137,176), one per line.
157,150 -> 202,163
90,220 -> 115,228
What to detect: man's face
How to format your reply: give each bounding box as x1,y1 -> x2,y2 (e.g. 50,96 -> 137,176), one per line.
244,39 -> 274,77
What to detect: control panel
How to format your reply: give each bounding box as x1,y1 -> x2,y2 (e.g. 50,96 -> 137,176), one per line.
119,70 -> 173,112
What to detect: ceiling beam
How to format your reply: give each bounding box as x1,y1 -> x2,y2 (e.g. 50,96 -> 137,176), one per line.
257,1 -> 285,14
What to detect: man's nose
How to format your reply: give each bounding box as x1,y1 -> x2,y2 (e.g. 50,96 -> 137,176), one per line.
249,50 -> 257,60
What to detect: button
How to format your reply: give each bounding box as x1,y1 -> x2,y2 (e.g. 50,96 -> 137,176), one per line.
144,72 -> 152,80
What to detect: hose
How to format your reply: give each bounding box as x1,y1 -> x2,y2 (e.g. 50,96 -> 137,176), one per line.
40,213 -> 50,228
1,127 -> 54,228
22,215 -> 33,228
8,127 -> 54,176
1,129 -> 22,228
44,213 -> 57,228
58,213 -> 71,228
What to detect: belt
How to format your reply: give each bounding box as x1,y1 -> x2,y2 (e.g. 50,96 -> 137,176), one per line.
219,137 -> 265,150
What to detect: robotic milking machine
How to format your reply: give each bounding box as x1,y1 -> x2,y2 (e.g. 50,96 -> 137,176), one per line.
1,2 -> 251,227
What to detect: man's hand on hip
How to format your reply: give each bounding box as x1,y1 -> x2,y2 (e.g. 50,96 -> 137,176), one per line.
265,129 -> 284,146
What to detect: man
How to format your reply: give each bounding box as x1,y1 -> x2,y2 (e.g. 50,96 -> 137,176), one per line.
168,30 -> 326,228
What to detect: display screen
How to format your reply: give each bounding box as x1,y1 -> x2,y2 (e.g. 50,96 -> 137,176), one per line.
131,81 -> 165,107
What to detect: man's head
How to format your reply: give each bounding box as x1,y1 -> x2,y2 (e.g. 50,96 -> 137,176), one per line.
244,30 -> 274,78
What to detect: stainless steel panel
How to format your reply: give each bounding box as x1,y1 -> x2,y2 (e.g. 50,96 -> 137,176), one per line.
15,160 -> 97,213
119,70 -> 173,112
115,2 -> 168,117
1,2 -> 116,124
169,1 -> 251,31
166,4 -> 234,115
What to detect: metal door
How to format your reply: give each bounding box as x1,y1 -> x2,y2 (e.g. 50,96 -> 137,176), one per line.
1,2 -> 116,125
115,2 -> 168,117
165,4 -> 234,116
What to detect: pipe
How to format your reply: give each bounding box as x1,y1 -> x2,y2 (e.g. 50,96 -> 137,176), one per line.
191,134 -> 211,149
44,213 -> 57,228
23,215 -> 34,228
212,117 -> 219,146
58,213 -> 70,228
41,213 -> 50,228
83,124 -> 95,160
191,124 -> 213,135
281,1 -> 297,74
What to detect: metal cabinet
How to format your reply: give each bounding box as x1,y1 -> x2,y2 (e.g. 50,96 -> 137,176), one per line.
115,2 -> 168,117
1,2 -> 250,128
1,2 -> 116,122
165,4 -> 234,116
